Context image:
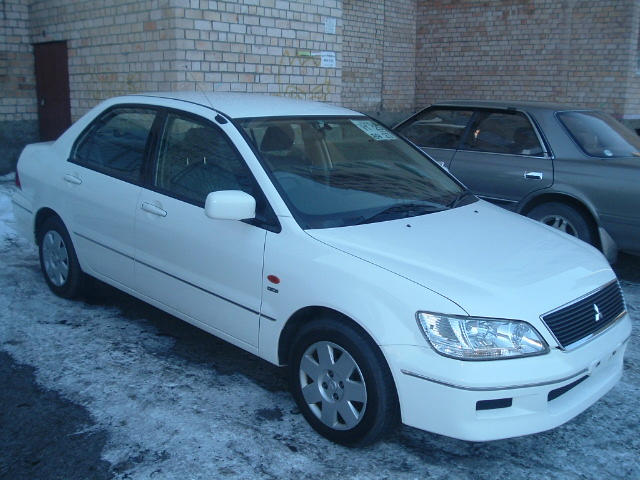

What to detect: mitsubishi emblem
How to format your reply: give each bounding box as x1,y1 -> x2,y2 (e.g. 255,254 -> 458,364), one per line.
593,304 -> 603,322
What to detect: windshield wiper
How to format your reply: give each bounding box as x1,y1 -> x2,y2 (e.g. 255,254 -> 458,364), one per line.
357,202 -> 446,225
447,190 -> 477,209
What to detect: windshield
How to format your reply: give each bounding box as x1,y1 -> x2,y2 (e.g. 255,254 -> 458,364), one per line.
239,116 -> 473,229
557,110 -> 640,158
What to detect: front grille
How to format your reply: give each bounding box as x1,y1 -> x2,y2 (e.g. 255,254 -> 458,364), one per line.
541,280 -> 626,349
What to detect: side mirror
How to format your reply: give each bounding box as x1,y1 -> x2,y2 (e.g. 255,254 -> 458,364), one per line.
204,190 -> 256,221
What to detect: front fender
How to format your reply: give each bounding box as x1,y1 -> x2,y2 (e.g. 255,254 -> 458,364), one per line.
257,222 -> 464,365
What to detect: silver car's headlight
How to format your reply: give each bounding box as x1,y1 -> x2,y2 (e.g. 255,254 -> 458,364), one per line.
416,312 -> 549,360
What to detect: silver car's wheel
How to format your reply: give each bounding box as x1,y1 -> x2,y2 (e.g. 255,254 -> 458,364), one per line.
288,316 -> 400,446
527,202 -> 594,246
538,213 -> 579,236
42,230 -> 70,287
299,340 -> 367,431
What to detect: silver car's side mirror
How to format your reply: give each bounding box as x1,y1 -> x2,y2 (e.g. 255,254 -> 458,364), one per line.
204,190 -> 256,221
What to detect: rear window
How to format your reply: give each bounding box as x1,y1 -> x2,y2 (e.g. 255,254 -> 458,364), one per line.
557,110 -> 640,158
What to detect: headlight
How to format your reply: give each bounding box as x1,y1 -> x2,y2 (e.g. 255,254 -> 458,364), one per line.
416,312 -> 549,360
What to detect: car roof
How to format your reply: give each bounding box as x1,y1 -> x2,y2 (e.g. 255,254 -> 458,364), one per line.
428,99 -> 595,114
131,91 -> 360,119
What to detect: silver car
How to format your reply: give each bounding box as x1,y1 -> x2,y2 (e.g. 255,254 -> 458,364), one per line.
394,101 -> 640,262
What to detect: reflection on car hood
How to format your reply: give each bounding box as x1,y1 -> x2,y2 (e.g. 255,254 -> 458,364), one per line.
306,201 -> 615,320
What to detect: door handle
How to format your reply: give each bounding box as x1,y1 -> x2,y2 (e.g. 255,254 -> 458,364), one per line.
141,202 -> 167,217
524,171 -> 543,180
63,174 -> 82,185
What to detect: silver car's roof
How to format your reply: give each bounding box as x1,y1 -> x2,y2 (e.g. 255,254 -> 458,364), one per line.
131,92 -> 359,119
428,99 -> 594,114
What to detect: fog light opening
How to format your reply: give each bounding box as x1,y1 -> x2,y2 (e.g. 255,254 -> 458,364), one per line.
476,398 -> 513,411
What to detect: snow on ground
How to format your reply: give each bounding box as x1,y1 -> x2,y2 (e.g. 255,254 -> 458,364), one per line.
0,175 -> 15,239
1,174 -> 639,479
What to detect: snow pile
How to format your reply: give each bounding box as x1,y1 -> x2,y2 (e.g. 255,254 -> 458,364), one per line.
0,175 -> 16,239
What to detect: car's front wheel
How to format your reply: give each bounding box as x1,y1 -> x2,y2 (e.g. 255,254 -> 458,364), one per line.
527,202 -> 595,246
38,216 -> 88,299
288,315 -> 400,446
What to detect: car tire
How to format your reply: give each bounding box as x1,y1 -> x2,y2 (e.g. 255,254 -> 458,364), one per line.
38,216 -> 89,299
287,315 -> 400,446
526,202 -> 595,246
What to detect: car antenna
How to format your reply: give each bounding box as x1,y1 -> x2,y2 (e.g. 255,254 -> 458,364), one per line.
186,67 -> 228,124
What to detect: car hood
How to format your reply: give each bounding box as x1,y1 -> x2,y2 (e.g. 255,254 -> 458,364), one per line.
306,201 -> 615,321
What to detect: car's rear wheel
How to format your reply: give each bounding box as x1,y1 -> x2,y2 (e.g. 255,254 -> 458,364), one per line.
38,216 -> 88,299
527,202 -> 595,246
288,315 -> 400,446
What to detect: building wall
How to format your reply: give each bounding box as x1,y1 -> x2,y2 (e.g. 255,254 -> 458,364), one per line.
30,0 -> 178,114
342,0 -> 385,114
416,0 -> 640,121
28,0 -> 343,119
342,0 -> 416,124
2,0 -> 640,174
0,0 -> 38,174
380,0 -> 416,123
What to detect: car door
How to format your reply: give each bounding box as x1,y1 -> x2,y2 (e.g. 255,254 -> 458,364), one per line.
448,110 -> 553,209
134,111 -> 266,348
65,105 -> 157,287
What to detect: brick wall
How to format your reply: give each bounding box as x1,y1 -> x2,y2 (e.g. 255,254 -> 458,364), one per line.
30,0 -> 184,115
381,0 -> 416,123
416,0 -> 640,120
3,0 -> 640,173
342,1 -> 384,113
0,0 -> 38,173
342,0 -> 416,123
29,0 -> 343,119
0,0 -> 35,122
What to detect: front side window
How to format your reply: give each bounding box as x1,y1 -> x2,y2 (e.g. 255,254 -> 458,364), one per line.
240,116 -> 472,229
154,113 -> 253,205
557,110 -> 640,158
461,111 -> 544,156
71,107 -> 156,183
396,108 -> 473,149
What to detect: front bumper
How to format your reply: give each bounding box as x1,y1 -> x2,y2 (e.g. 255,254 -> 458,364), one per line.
383,313 -> 631,441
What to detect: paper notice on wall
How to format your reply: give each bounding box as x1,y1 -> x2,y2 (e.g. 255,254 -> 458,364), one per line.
310,51 -> 336,68
325,18 -> 336,34
320,51 -> 336,68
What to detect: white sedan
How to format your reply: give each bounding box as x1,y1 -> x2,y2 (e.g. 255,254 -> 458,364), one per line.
12,92 -> 632,446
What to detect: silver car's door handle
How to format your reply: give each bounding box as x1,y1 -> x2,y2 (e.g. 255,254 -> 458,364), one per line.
63,174 -> 82,185
141,202 -> 167,217
524,171 -> 543,180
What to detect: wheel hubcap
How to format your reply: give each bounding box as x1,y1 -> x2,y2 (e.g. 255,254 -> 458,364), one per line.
42,230 -> 70,287
538,214 -> 578,237
299,341 -> 367,431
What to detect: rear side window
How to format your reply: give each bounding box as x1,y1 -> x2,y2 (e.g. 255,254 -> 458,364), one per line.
71,107 -> 157,183
396,108 -> 473,149
557,110 -> 640,158
461,111 -> 544,156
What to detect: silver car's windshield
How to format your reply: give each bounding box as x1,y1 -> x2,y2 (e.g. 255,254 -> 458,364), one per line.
239,116 -> 472,229
557,110 -> 640,158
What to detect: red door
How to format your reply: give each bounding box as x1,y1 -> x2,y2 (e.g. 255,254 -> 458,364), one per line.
33,41 -> 71,141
